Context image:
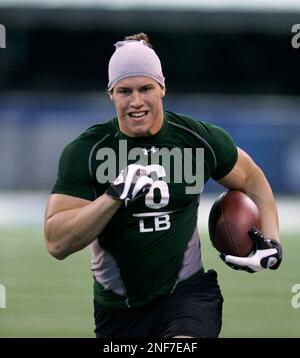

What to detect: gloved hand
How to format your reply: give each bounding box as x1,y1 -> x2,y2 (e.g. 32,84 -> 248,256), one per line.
220,227 -> 282,273
106,164 -> 153,206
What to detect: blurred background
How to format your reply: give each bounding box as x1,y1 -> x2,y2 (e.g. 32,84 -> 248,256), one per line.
0,0 -> 299,337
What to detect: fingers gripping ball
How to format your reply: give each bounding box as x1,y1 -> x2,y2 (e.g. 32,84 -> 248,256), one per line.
221,228 -> 283,273
106,164 -> 153,206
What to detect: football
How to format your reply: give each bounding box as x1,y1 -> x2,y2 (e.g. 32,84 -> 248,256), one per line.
208,190 -> 260,257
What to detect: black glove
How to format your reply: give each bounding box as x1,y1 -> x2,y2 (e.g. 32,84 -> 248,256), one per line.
106,164 -> 153,207
220,227 -> 282,273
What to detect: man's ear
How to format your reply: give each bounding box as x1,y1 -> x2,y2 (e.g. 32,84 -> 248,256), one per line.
108,90 -> 113,101
160,86 -> 166,98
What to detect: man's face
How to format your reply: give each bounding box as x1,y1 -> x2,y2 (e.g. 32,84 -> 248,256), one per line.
110,76 -> 165,137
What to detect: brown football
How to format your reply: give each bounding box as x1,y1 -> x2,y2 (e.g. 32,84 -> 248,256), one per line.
208,190 -> 260,257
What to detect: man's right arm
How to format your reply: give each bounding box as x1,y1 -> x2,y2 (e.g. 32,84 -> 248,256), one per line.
44,193 -> 122,260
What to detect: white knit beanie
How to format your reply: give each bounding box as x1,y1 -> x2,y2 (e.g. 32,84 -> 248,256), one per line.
107,40 -> 165,90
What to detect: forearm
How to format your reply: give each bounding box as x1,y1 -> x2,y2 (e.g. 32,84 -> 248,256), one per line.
45,194 -> 122,259
244,166 -> 279,242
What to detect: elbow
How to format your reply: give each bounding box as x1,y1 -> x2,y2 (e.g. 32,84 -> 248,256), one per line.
51,250 -> 68,261
44,219 -> 70,260
45,240 -> 69,260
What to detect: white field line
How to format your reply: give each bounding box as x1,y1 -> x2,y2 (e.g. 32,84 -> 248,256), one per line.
0,192 -> 299,234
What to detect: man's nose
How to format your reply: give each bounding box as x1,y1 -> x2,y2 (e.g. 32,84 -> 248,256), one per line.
130,91 -> 143,107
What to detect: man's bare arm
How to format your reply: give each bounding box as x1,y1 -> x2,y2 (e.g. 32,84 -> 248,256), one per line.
218,147 -> 279,242
44,193 -> 122,260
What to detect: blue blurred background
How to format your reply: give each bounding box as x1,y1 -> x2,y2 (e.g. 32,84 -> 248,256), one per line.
0,0 -> 299,195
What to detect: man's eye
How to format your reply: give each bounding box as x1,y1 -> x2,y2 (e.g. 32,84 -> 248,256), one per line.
142,87 -> 151,92
119,89 -> 129,95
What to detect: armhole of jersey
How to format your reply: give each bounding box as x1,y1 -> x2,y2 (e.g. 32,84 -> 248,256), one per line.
167,119 -> 217,173
87,133 -> 112,200
88,133 -> 111,177
212,147 -> 238,180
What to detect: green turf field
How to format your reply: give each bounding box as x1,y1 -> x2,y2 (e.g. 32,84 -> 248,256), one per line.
0,226 -> 299,337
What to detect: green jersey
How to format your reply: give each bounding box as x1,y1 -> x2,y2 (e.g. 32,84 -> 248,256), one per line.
52,111 -> 238,308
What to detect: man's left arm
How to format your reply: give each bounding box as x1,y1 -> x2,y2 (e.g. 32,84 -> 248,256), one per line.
218,147 -> 279,242
217,147 -> 282,272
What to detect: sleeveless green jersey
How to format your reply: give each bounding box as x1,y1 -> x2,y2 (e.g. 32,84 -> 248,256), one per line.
52,111 -> 238,308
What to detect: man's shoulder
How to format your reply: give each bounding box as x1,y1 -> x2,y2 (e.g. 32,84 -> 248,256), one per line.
60,118 -> 117,159
68,118 -> 116,147
80,118 -> 116,140
165,111 -> 215,137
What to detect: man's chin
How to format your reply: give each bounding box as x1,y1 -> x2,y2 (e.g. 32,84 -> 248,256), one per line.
129,127 -> 151,137
125,121 -> 151,137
